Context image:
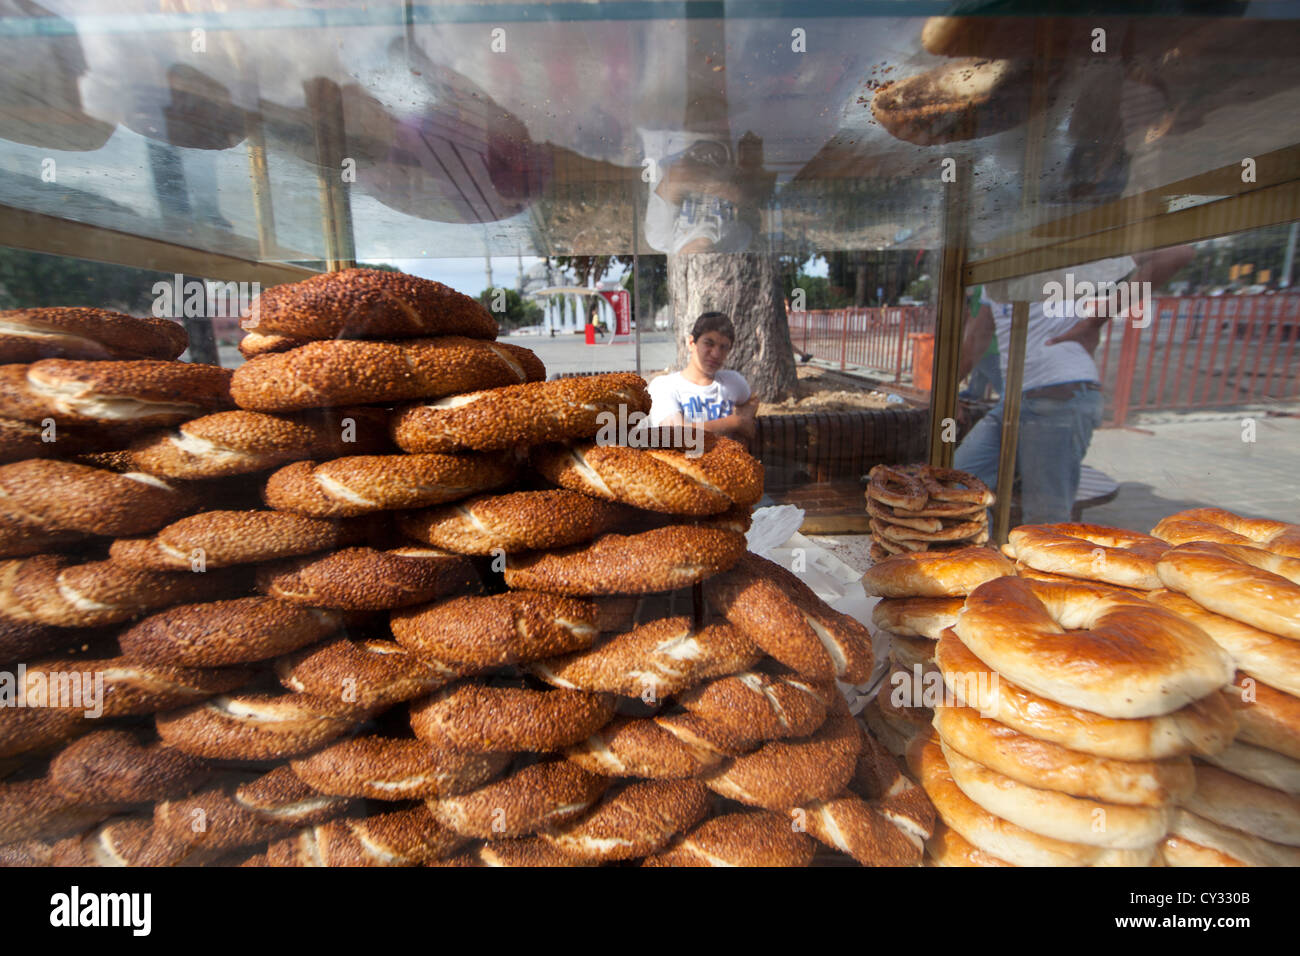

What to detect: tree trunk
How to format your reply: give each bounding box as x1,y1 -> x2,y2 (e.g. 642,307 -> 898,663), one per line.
667,252 -> 797,402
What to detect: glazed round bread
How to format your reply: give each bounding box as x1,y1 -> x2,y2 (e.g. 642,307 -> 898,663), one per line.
1157,541 -> 1300,641
399,489 -> 628,555
799,792 -> 927,866
229,337 -> 545,412
703,716 -> 862,811
1202,740 -> 1300,795
276,637 -> 461,711
707,551 -> 874,683
266,805 -> 468,867
118,597 -> 345,668
861,546 -> 1014,598
0,306 -> 188,362
47,730 -> 210,804
954,576 -> 1234,719
867,464 -> 993,511
654,670 -> 833,757
642,810 -> 816,867
154,692 -> 367,761
410,683 -> 617,753
0,778 -> 125,844
541,779 -> 711,862
935,630 -> 1236,761
129,407 -> 391,479
1183,764 -> 1300,846
257,545 -> 479,610
530,616 -> 760,699
234,766 -> 359,828
1153,507 -> 1300,559
872,597 -> 965,640
933,704 -> 1195,806
888,633 -> 937,670
877,665 -> 936,743
0,459 -> 200,537
391,372 -> 651,453
263,452 -> 515,517
566,716 -> 725,779
505,525 -> 746,595
428,760 -> 609,839
1005,523 -> 1168,590
907,734 -> 1158,866
926,820 -> 1014,867
243,268 -> 498,341
1013,561 -> 1148,598
1223,673 -> 1300,762
531,432 -> 763,517
1148,589 -> 1300,698
290,737 -> 510,800
1164,807 -> 1300,867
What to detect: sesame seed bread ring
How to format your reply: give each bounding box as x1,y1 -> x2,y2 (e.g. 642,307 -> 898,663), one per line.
704,716 -> 862,811
257,545 -> 478,611
0,460 -> 200,537
276,637 -> 461,711
1005,523 -> 1168,590
566,716 -> 725,779
872,596 -> 965,640
119,598 -> 345,668
1164,808 -> 1300,867
54,817 -> 160,868
399,489 -> 628,555
1153,507 -> 1300,559
428,760 -> 609,839
0,554 -> 241,628
232,766 -> 359,829
1157,541 -> 1300,641
798,792 -> 926,866
390,591 -> 601,670
129,408 -> 392,480
0,778 -> 124,844
238,331 -> 307,358
1184,764 -> 1300,846
955,576 -> 1234,719
642,810 -> 816,867
95,657 -> 254,718
506,525 -> 747,596
542,779 -> 711,862
12,359 -> 233,427
229,337 -> 545,412
1202,740 -> 1300,795
530,617 -> 761,699
867,465 -> 930,511
391,372 -> 651,454
860,546 -> 1015,598
707,551 -> 874,684
0,614 -> 63,664
0,307 -> 188,362
0,515 -> 86,558
47,730 -> 210,804
266,805 -> 467,867
868,464 -> 994,512
531,433 -> 763,516
155,692 -> 367,761
0,416 -> 106,465
933,704 -> 1195,807
152,783 -> 296,855
479,838 -> 589,867
853,727 -> 938,844
1148,590 -> 1300,698
935,630 -> 1236,761
926,820 -> 1015,867
291,737 -> 510,800
410,683 -> 618,753
244,268 -> 498,341
654,671 -> 834,757
263,452 -> 515,518
1223,673 -> 1300,762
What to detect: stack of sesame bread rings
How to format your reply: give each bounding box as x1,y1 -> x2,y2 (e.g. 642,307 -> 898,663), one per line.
0,268 -> 936,867
861,509 -> 1300,866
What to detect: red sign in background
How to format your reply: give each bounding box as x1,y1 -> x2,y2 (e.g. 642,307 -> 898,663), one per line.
598,289 -> 631,336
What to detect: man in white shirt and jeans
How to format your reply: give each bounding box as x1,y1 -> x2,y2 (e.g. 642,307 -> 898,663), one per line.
647,311 -> 758,448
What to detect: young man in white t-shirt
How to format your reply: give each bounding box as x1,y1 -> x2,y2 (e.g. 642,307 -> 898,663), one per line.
647,312 -> 757,446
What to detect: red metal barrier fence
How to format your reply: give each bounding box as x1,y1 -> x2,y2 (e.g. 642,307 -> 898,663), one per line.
786,307 -> 935,383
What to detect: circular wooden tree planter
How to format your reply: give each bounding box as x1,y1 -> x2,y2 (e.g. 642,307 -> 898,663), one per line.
754,406 -> 930,489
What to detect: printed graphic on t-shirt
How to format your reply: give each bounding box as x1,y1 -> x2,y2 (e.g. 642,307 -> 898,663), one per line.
680,395 -> 734,421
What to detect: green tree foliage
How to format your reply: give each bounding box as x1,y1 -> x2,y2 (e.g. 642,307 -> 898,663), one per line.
0,249 -> 174,311
477,286 -> 543,330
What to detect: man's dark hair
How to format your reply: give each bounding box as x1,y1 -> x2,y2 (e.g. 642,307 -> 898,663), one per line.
690,311 -> 735,343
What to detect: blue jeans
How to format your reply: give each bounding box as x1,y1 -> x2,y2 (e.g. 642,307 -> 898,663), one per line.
953,386 -> 1105,526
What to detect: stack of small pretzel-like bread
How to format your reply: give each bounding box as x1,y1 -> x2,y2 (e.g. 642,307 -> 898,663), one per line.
865,464 -> 993,565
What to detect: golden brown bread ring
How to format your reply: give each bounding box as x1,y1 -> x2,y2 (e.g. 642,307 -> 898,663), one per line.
243,267 -> 498,341
565,716 -> 725,779
707,551 -> 874,684
152,782 -> 297,856
47,730 -> 210,804
263,452 -> 515,518
0,778 -> 124,844
265,805 -> 467,867
230,337 -> 545,412
926,820 -> 1015,867
427,760 -> 608,839
256,545 -> 479,610
276,637 -> 462,711
861,545 -> 1014,598
530,616 -> 761,699
0,614 -> 64,664
0,554 -> 241,628
391,372 -> 651,454
531,433 -> 763,516
479,838 -> 589,867
399,489 -> 628,555
155,692 -> 368,761
1005,523 -> 1168,590
1223,672 -> 1300,762
1164,807 -> 1300,867
1157,541 -> 1300,641
0,416 -> 115,465
233,766 -> 359,827
955,576 -> 1234,719
875,517 -> 987,544
2,358 -> 233,427
1183,764 -> 1300,847
1013,561 -> 1148,598
1153,507 -> 1300,559
0,307 -> 188,362
867,464 -> 930,511
1201,739 -> 1300,795
238,331 -> 313,358
390,590 -> 601,671
290,737 -> 510,800
505,525 -> 746,596
935,630 -> 1236,761
703,716 -> 862,811
410,683 -> 618,753
798,792 -> 926,866
541,779 -> 711,862
642,810 -> 816,867
128,407 -> 392,479
119,597 -> 345,668
872,596 -> 965,640
0,511 -> 125,560
866,497 -> 945,533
